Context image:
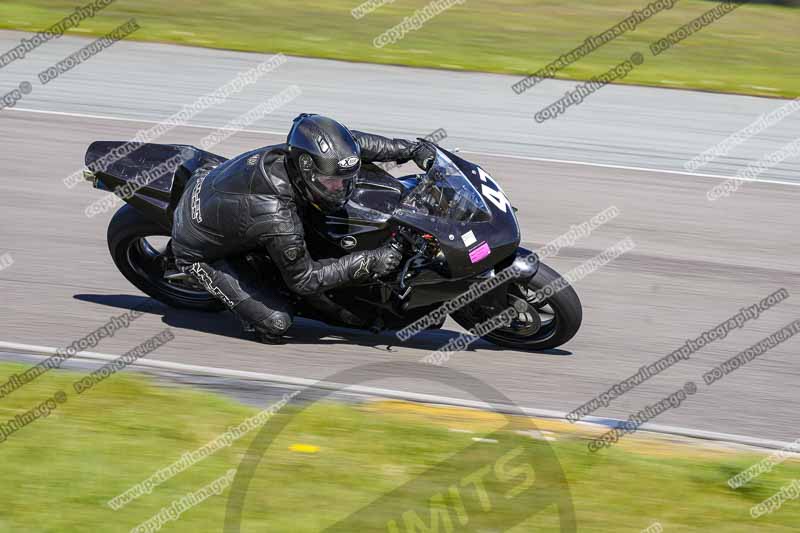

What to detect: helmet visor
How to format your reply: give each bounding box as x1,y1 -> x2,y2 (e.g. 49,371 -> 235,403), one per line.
317,173 -> 353,195
306,169 -> 357,207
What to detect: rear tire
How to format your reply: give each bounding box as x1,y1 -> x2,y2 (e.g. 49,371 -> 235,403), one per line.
107,205 -> 222,312
451,263 -> 582,351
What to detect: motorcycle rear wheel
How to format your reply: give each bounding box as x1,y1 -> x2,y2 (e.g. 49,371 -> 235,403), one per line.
450,263 -> 582,351
107,205 -> 223,311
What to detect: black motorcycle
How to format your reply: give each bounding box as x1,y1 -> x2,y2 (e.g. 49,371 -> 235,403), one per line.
84,141 -> 581,350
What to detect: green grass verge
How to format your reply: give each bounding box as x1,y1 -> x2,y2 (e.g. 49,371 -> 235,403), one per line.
0,1 -> 798,98
0,361 -> 798,531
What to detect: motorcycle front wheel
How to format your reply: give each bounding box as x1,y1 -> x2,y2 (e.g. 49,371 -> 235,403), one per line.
450,263 -> 582,351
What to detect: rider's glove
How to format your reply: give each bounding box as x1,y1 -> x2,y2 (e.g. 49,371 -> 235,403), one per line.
352,243 -> 403,280
412,141 -> 437,171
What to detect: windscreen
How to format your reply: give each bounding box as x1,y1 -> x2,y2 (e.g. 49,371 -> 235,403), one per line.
397,150 -> 491,223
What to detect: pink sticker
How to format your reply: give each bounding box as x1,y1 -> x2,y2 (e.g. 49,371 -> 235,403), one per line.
469,241 -> 491,264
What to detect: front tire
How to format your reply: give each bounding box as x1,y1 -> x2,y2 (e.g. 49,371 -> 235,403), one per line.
107,205 -> 222,311
450,263 -> 582,351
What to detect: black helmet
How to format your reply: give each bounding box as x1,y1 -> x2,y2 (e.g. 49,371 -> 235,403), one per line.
286,113 -> 360,213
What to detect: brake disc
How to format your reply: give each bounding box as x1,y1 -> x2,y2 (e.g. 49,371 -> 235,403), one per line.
507,294 -> 542,334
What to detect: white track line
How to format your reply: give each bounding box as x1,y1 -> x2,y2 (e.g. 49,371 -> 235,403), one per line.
7,106 -> 800,188
458,150 -> 800,188
7,106 -> 285,136
0,340 -> 793,452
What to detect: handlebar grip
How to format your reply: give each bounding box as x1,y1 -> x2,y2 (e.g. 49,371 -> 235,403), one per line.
386,235 -> 406,253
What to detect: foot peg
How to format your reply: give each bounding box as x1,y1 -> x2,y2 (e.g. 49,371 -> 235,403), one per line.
164,269 -> 201,288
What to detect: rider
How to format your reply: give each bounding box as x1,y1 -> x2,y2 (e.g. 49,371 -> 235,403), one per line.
171,113 -> 436,343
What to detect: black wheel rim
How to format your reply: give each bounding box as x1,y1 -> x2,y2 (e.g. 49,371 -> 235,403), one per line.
469,286 -> 560,344
125,236 -> 215,304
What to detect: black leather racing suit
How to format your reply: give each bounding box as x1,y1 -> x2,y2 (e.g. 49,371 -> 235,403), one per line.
171,131 -> 419,337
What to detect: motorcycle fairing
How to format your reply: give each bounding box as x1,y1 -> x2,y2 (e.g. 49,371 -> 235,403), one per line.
312,148 -> 521,280
84,142 -> 226,227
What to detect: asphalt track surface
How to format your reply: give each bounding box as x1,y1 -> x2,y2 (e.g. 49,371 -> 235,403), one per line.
0,31 -> 799,442
1,30 -> 800,181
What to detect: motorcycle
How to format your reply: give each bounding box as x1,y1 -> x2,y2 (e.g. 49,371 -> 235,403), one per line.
83,141 -> 582,350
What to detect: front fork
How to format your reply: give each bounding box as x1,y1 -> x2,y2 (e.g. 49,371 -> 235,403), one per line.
470,248 -> 541,323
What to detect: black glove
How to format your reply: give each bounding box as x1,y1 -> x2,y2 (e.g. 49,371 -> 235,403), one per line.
354,242 -> 402,280
412,140 -> 437,171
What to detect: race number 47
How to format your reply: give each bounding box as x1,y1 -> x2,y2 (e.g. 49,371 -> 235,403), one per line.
478,168 -> 511,213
